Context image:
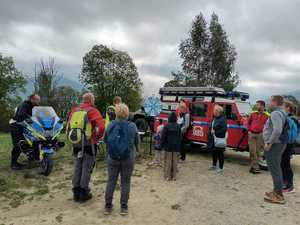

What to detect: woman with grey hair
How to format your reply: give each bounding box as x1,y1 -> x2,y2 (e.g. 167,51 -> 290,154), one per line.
104,103 -> 140,216
208,105 -> 227,173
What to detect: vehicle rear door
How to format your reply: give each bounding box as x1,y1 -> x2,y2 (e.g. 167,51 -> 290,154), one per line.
187,101 -> 211,144
218,103 -> 247,149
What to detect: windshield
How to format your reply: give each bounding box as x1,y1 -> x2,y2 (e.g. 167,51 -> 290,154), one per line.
236,102 -> 252,116
161,102 -> 178,113
32,107 -> 57,119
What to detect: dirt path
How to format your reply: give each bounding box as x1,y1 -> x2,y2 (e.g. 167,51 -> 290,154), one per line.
1,150 -> 300,225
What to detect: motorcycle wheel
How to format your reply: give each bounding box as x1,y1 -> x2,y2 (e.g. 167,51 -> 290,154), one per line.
40,154 -> 54,176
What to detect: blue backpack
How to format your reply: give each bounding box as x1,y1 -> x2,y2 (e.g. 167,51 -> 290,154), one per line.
287,117 -> 300,144
278,111 -> 298,144
107,121 -> 131,160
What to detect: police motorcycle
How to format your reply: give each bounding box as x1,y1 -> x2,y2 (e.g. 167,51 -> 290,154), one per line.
18,106 -> 65,176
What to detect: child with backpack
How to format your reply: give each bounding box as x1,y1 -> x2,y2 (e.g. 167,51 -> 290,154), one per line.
281,101 -> 300,193
104,103 -> 140,216
67,93 -> 105,203
161,112 -> 182,181
148,119 -> 164,167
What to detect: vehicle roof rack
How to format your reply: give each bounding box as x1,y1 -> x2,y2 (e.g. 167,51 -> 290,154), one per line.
159,87 -> 226,97
226,91 -> 250,101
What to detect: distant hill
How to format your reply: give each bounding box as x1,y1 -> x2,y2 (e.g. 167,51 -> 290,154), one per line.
24,77 -> 84,97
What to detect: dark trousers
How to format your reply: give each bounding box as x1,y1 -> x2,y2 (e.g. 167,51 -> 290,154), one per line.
72,154 -> 95,190
265,143 -> 285,192
281,144 -> 294,188
105,158 -> 134,206
212,148 -> 225,169
180,138 -> 187,161
10,124 -> 23,164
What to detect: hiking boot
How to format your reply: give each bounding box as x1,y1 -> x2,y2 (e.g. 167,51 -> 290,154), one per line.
104,203 -> 113,215
79,188 -> 93,203
72,187 -> 81,202
264,191 -> 285,204
283,186 -> 295,194
11,162 -> 25,170
120,204 -> 128,216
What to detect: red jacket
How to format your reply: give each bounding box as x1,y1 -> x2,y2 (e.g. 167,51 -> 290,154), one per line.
70,102 -> 105,144
248,111 -> 269,133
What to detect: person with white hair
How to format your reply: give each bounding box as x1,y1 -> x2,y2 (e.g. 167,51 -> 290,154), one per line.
208,104 -> 228,173
104,103 -> 140,216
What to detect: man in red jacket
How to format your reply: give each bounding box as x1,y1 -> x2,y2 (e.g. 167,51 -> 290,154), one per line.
69,92 -> 105,202
248,100 -> 269,174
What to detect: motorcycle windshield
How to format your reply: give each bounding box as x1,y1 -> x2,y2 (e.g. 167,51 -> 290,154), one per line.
32,107 -> 58,130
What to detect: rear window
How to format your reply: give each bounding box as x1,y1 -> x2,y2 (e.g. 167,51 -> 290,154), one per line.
191,103 -> 207,117
161,102 -> 178,112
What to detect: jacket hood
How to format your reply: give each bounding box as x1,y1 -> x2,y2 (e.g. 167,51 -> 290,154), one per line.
168,112 -> 177,123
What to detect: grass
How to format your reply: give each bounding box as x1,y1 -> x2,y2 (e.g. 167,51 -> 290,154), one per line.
0,132 -> 153,209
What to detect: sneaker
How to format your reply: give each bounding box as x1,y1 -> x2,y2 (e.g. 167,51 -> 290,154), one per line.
264,191 -> 285,204
216,168 -> 224,173
283,186 -> 295,194
104,204 -> 113,215
208,166 -> 217,171
120,205 -> 128,216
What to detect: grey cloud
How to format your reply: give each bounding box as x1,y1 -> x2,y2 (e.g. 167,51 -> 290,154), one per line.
0,0 -> 300,98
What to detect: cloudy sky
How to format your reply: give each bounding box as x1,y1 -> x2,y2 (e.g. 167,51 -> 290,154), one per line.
1,0 -> 300,100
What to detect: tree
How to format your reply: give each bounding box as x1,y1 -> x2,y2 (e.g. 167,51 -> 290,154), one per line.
166,12 -> 239,91
164,71 -> 186,87
55,86 -> 81,119
0,53 -> 26,131
80,44 -> 143,111
207,13 -> 239,91
178,13 -> 209,86
32,58 -> 61,107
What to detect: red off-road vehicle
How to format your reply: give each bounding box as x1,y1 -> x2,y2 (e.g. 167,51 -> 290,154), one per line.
154,87 -> 252,151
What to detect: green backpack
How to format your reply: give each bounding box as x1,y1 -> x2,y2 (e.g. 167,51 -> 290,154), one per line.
68,108 -> 92,145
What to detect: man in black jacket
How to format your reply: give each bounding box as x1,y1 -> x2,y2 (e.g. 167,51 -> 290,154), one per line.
9,94 -> 40,170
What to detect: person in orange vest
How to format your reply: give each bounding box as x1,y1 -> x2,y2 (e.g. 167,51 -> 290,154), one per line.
248,100 -> 269,174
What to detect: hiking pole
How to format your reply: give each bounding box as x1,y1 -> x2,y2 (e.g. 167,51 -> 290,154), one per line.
149,131 -> 153,155
171,151 -> 174,180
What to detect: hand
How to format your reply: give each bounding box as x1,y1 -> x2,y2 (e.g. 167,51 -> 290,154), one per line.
211,130 -> 215,134
264,143 -> 272,151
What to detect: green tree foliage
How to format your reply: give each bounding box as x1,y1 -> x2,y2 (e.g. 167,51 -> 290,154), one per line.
80,44 -> 143,112
208,13 -> 239,91
167,12 -> 239,91
164,71 -> 186,87
179,13 -> 210,86
55,86 -> 81,119
0,54 -> 26,131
